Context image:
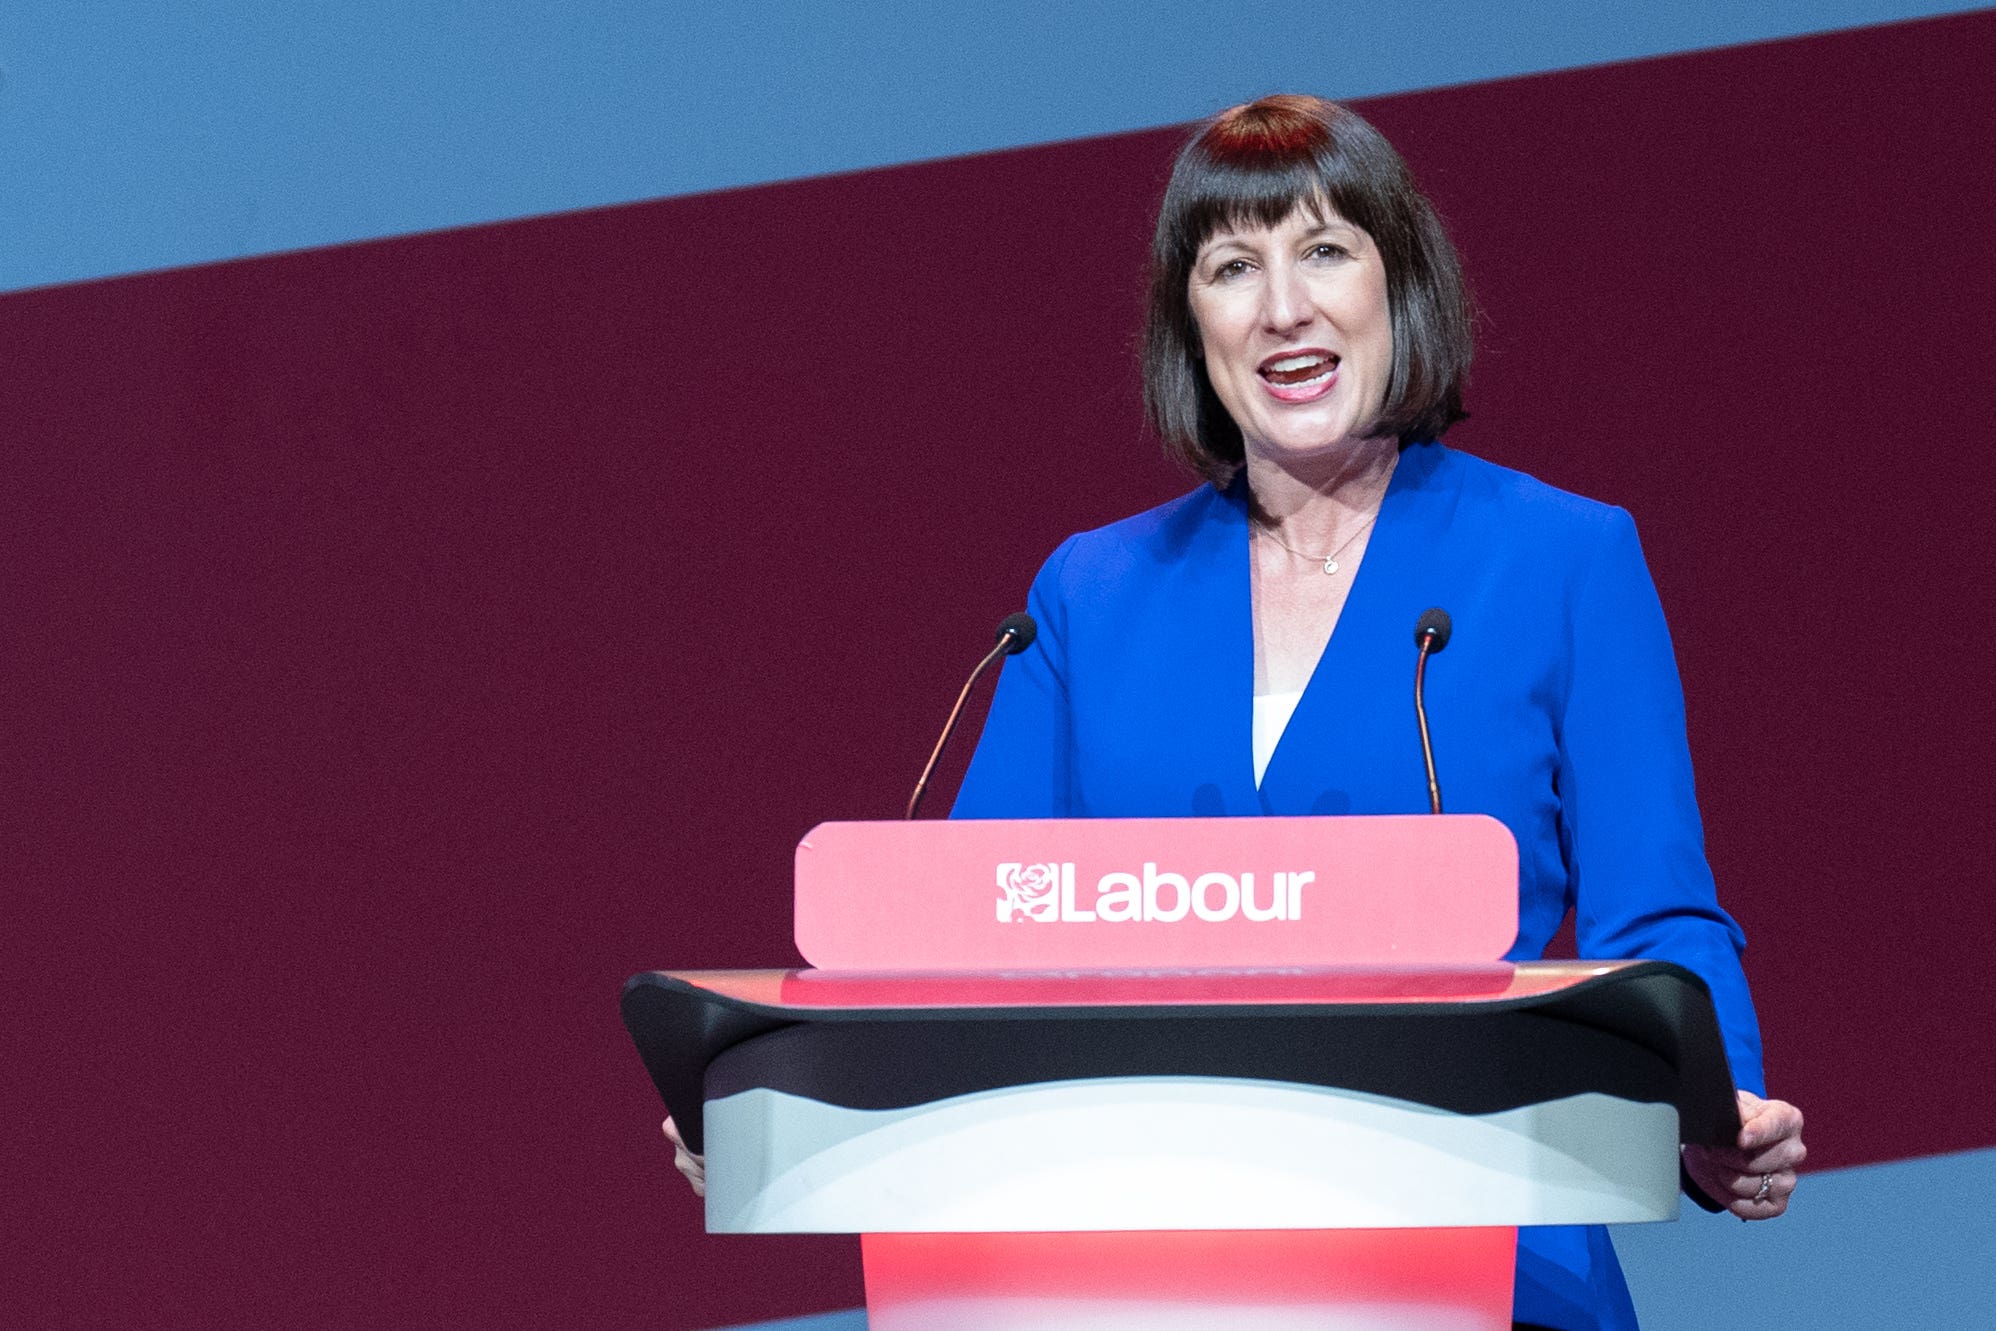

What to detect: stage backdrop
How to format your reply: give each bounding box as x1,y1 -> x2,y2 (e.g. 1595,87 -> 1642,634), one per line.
4,12 -> 1992,1329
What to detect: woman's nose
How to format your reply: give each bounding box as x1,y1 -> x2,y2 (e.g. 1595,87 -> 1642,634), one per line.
1259,260 -> 1313,333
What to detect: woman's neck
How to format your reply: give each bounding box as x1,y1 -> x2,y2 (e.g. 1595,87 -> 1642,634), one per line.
1243,435 -> 1400,547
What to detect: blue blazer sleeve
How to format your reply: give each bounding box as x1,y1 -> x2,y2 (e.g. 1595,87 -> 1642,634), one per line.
1560,508 -> 1765,1095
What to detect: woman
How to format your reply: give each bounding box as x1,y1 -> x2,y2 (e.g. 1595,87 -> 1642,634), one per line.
671,94 -> 1805,1330
947,94 -> 1805,1330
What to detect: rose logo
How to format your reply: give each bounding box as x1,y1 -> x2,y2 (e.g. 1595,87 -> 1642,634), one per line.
996,862 -> 1060,922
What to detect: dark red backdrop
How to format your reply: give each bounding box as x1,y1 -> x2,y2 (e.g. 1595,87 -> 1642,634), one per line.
5,13 -> 1992,1328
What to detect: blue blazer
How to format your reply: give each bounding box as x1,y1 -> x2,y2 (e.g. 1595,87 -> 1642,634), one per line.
953,441 -> 1763,1331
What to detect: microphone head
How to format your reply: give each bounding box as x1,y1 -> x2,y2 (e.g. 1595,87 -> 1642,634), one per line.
1414,608 -> 1453,652
996,612 -> 1038,653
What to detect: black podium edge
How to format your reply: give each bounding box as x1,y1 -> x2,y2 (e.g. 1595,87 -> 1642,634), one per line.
620,961 -> 1740,1155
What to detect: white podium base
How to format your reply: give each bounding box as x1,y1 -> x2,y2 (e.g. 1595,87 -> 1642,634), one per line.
706,1075 -> 1680,1233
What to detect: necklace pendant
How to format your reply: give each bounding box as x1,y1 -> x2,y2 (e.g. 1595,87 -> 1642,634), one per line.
1323,557 -> 1340,575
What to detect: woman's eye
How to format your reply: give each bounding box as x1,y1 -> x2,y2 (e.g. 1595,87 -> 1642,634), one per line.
1214,259 -> 1251,280
1308,243 -> 1349,261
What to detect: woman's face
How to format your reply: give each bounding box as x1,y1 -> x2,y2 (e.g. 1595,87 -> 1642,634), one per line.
1188,204 -> 1394,465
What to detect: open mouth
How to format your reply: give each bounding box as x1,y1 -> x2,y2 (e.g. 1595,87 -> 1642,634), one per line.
1259,351 -> 1340,389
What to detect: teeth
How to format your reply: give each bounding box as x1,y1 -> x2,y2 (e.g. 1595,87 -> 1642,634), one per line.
1262,352 -> 1341,389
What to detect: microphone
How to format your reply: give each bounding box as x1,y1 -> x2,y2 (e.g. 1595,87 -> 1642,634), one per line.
906,613 -> 1038,819
994,611 -> 1037,653
1412,609 -> 1452,815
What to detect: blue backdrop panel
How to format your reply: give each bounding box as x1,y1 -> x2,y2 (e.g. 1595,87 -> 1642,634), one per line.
1,1 -> 1988,291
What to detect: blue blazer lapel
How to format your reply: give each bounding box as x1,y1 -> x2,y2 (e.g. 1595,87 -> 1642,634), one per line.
1258,443 -> 1464,813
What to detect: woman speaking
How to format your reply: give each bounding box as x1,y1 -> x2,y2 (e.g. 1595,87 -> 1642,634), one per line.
669,93 -> 1807,1331
947,94 -> 1807,1331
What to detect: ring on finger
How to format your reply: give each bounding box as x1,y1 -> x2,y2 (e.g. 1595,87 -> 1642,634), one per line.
1753,1173 -> 1773,1203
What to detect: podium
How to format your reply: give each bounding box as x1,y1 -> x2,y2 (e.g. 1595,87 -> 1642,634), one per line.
623,817 -> 1739,1329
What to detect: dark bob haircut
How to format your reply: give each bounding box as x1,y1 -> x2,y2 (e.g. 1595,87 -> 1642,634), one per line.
1143,94 -> 1473,483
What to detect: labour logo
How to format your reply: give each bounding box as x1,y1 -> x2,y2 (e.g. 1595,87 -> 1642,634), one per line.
993,859 -> 1315,924
995,862 -> 1062,922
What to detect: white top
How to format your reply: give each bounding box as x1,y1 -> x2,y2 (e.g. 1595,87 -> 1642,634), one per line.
1251,688 -> 1305,787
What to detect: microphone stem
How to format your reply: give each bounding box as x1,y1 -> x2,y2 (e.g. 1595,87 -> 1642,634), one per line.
1414,638 -> 1443,815
907,631 -> 1017,819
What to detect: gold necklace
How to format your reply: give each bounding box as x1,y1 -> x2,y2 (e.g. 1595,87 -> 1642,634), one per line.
1255,513 -> 1378,575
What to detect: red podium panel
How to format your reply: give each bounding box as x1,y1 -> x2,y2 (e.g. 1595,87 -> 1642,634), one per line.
863,1229 -> 1517,1329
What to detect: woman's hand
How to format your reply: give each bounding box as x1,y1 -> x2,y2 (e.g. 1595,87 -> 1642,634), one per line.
1682,1089 -> 1805,1219
663,1116 -> 706,1198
